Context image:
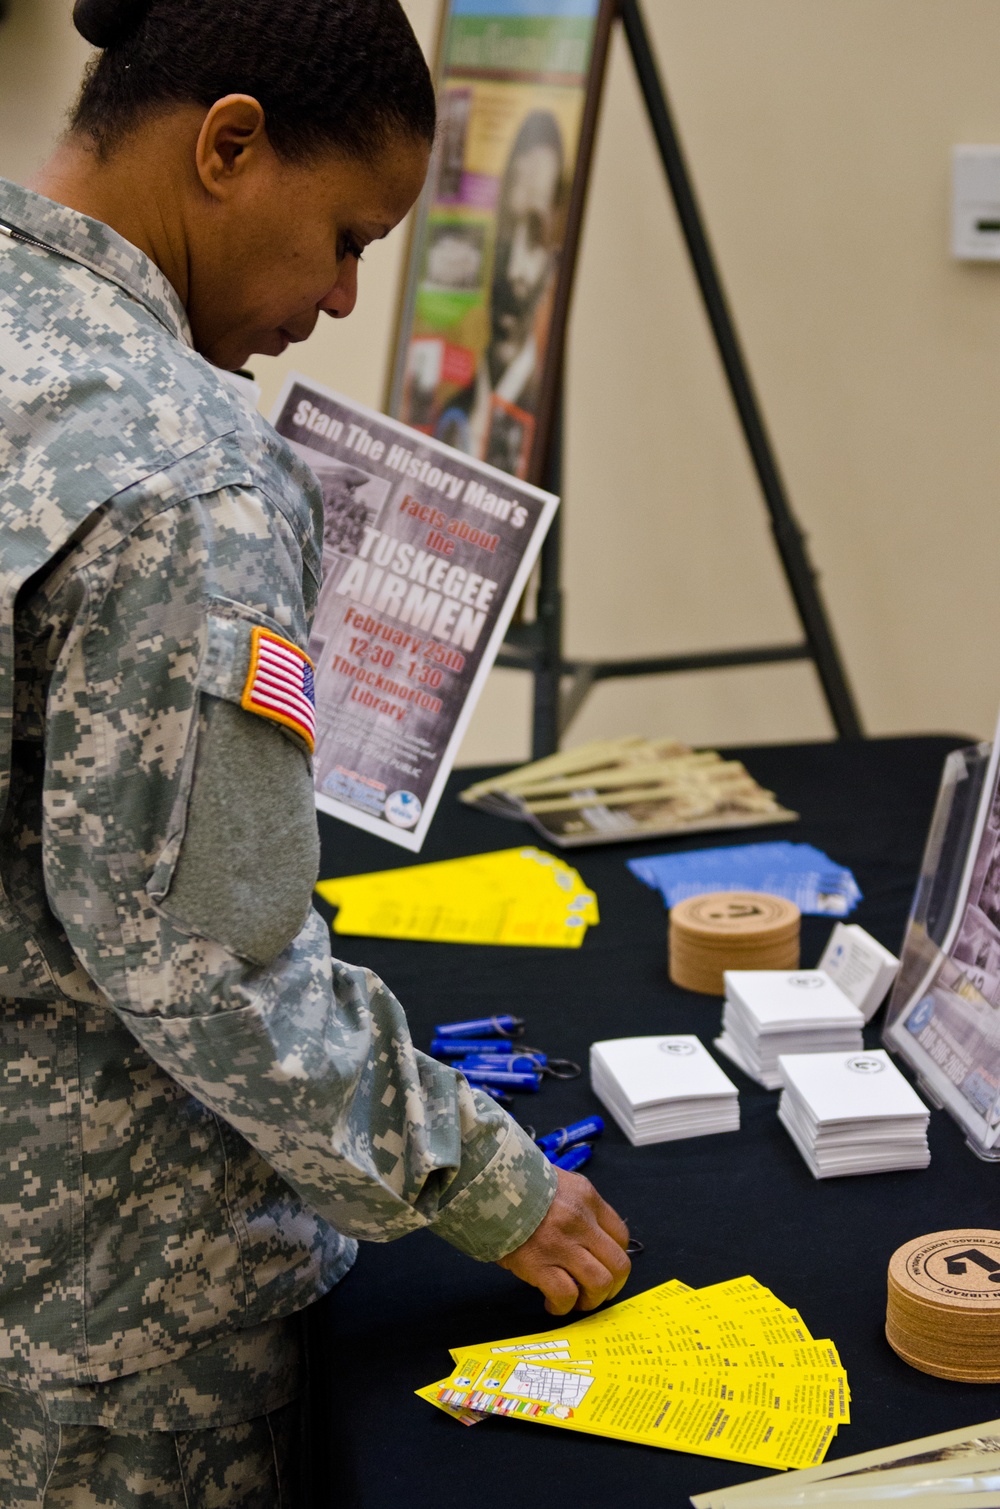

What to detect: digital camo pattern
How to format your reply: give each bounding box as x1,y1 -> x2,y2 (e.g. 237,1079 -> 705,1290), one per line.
0,177 -> 556,1406
0,1386 -> 300,1508
38,1318 -> 301,1432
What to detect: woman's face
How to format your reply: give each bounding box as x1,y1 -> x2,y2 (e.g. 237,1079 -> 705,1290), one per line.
185,125 -> 429,371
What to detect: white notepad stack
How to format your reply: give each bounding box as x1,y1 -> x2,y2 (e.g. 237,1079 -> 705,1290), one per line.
777,1049 -> 930,1178
715,970 -> 864,1090
590,1035 -> 739,1146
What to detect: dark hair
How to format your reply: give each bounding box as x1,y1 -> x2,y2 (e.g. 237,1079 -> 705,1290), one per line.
71,0 -> 436,163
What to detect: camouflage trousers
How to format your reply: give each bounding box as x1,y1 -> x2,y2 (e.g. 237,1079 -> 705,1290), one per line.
0,1389 -> 301,1507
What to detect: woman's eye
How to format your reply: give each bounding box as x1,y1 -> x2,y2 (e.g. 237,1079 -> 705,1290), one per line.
340,236 -> 365,262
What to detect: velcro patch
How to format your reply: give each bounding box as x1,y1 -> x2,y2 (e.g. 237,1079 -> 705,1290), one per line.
241,626 -> 316,753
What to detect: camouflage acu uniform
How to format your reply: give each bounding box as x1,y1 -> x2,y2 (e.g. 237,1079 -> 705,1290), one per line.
0,177 -> 556,1501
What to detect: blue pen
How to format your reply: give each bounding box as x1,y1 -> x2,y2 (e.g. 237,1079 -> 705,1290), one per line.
553,1143 -> 593,1172
434,1015 -> 524,1039
430,1037 -> 515,1058
535,1116 -> 605,1158
461,1053 -> 548,1073
461,1066 -> 542,1092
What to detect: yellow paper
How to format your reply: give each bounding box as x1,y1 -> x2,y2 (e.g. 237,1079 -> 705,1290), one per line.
422,1277 -> 848,1470
316,847 -> 598,946
421,1353 -> 837,1470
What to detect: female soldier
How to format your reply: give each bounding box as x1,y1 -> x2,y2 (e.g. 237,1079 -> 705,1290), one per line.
0,0 -> 631,1502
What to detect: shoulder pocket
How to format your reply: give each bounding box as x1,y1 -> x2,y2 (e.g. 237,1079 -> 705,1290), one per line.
198,605 -> 316,757
146,607 -> 320,966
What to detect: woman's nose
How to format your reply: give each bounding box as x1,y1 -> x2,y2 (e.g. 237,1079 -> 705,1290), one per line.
320,259 -> 359,320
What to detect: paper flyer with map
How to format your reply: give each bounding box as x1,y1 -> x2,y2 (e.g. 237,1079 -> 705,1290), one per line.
419,1276 -> 849,1472
271,374 -> 557,851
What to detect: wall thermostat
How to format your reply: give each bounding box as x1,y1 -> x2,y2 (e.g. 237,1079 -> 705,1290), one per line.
952,145 -> 1000,260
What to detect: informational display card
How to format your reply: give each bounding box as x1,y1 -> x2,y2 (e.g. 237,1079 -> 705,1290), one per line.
271,374 -> 558,850
885,708 -> 1000,1151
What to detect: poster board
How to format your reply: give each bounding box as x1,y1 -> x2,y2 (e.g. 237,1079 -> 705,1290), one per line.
386,0 -> 616,485
270,374 -> 558,851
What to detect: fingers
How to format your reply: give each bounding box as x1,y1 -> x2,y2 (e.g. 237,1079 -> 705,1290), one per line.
587,1221 -> 633,1281
565,1242 -> 631,1311
497,1169 -> 633,1313
569,1230 -> 631,1304
569,1253 -> 620,1311
594,1194 -> 631,1250
538,1267 -> 581,1315
569,1174 -> 630,1249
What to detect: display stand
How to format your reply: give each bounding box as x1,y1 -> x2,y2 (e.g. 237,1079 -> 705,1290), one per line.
883,741 -> 1000,1161
495,0 -> 863,757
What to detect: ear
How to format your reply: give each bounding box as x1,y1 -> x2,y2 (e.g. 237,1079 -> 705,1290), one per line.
195,94 -> 269,200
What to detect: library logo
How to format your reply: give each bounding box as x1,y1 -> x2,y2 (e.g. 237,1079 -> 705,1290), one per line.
385,790 -> 422,828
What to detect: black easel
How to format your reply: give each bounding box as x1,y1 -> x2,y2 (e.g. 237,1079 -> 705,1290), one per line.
496,0 -> 863,759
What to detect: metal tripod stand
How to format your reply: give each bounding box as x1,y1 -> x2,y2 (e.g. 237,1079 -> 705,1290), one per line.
496,0 -> 863,759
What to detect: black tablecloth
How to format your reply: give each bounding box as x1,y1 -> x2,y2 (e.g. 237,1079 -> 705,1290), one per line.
307,734 -> 1000,1508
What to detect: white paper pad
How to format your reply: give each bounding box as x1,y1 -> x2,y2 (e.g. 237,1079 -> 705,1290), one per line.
724,970 -> 864,1029
590,1036 -> 739,1147
776,1049 -> 930,1178
718,973 -> 864,1089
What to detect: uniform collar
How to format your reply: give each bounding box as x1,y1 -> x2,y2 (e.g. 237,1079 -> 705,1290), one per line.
0,177 -> 193,348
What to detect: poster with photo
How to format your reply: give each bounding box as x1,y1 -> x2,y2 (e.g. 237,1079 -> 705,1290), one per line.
885,708 -> 1000,1149
270,373 -> 558,851
386,0 -> 614,483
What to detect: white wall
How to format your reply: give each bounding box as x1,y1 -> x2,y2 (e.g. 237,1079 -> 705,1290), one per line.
4,0 -> 1000,765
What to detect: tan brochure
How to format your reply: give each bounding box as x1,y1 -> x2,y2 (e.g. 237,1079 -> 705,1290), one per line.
691,1417 -> 1000,1508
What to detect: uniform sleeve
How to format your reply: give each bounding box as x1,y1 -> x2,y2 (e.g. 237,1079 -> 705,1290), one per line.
42,484 -> 556,1262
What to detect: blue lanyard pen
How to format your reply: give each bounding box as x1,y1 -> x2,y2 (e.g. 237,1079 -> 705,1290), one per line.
552,1143 -> 593,1173
461,1065 -> 542,1092
534,1116 -> 605,1157
430,1037 -> 518,1058
460,1053 -> 548,1073
434,1015 -> 525,1039
459,1053 -> 581,1082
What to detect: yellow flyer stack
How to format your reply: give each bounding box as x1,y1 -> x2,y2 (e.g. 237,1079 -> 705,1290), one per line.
316,846 -> 598,947
418,1276 -> 849,1471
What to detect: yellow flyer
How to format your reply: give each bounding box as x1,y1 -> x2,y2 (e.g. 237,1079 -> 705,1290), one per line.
420,1352 -> 837,1470
421,1277 -> 848,1469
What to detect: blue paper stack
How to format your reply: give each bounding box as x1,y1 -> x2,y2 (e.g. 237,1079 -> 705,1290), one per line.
627,841 -> 862,917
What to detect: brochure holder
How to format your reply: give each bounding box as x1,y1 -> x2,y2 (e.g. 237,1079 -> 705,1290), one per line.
883,741 -> 1000,1160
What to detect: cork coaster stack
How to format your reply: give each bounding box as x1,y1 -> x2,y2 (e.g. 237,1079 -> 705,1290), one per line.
668,892 -> 801,996
886,1230 -> 1000,1382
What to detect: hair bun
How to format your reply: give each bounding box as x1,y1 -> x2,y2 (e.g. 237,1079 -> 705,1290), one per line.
73,0 -> 149,48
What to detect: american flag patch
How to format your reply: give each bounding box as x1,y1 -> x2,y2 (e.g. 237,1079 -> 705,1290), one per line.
241,627 -> 316,753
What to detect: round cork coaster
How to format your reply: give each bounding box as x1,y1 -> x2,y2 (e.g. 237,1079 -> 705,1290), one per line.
890,1230 -> 1000,1309
886,1230 -> 1000,1382
884,1325 -> 1000,1383
668,892 -> 801,995
670,892 -> 800,943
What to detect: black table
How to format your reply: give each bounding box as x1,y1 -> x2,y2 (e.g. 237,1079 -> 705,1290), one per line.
308,735 -> 1000,1508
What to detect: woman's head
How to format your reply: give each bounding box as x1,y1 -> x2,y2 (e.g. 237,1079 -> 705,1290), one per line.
59,0 -> 436,368
71,0 -> 435,165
